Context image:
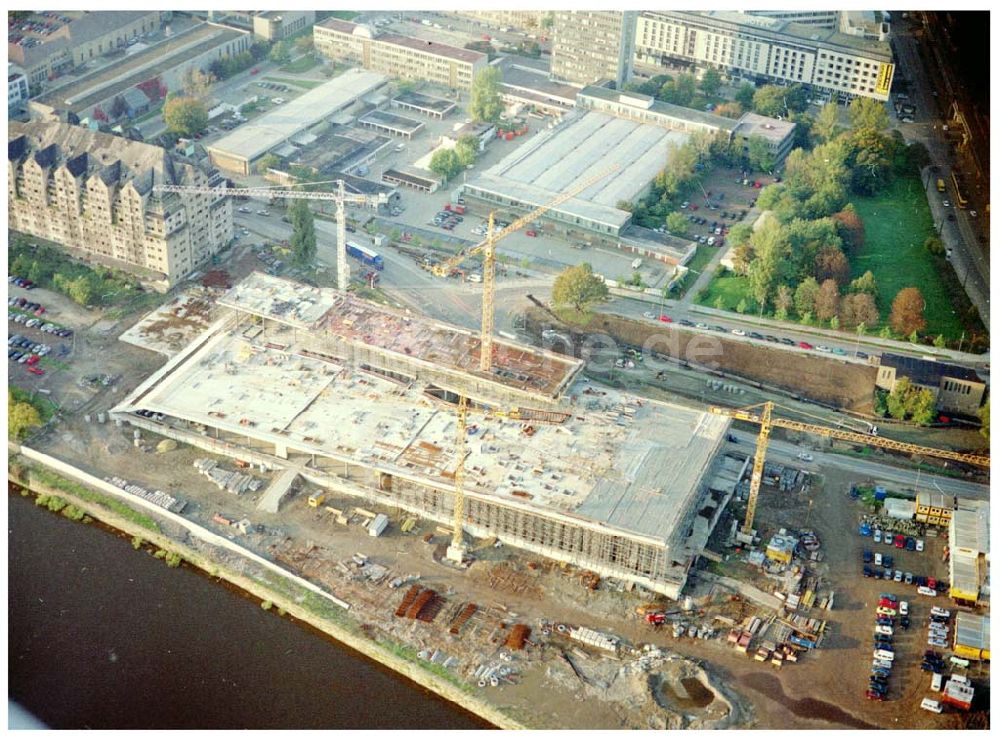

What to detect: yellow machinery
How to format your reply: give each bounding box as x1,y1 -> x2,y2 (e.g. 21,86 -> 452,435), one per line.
711,401 -> 990,534
432,166 -> 616,372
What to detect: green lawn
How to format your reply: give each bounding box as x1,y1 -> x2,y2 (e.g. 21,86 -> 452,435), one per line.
280,56 -> 319,74
698,272 -> 753,310
685,243 -> 719,277
851,177 -> 964,338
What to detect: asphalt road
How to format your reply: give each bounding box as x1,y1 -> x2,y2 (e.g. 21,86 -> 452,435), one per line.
728,439 -> 989,501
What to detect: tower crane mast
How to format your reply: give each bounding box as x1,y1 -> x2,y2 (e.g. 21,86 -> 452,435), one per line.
153,182 -> 388,291
710,402 -> 990,535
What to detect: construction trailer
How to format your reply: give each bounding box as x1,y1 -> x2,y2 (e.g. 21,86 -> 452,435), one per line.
112,274 -> 740,598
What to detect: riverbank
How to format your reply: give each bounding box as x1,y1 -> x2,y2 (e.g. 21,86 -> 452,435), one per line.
8,456 -> 516,730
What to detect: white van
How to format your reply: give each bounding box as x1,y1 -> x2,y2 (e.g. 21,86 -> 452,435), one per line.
949,657 -> 970,669
930,673 -> 944,691
631,258 -> 642,270
918,586 -> 938,597
950,673 -> 968,685
873,649 -> 894,662
920,698 -> 943,714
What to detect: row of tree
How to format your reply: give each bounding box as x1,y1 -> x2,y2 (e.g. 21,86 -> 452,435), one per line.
874,377 -> 937,425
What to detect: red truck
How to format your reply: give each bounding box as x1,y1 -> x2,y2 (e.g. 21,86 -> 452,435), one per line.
445,203 -> 466,215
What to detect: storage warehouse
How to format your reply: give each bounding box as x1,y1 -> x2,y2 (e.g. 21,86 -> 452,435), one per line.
949,503 -> 989,605
205,69 -> 388,175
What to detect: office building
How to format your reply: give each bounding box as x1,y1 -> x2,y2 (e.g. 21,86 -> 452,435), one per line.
8,122 -> 233,290
748,10 -> 840,29
314,19 -> 487,91
8,64 -> 29,109
634,10 -> 894,102
252,11 -> 316,42
551,11 -> 637,88
8,11 -> 161,90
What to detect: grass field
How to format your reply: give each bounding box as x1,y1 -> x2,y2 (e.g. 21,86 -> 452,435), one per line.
698,271 -> 753,311
851,177 -> 964,338
280,55 -> 319,74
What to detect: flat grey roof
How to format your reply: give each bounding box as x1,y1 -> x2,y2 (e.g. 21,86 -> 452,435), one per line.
37,23 -> 238,112
467,110 -> 689,230
358,109 -> 424,134
206,69 -> 388,164
658,10 -> 892,60
392,90 -> 456,114
579,85 -> 736,130
733,112 -> 796,144
496,55 -> 581,104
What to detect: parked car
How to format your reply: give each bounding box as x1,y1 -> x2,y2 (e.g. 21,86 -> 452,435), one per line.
798,341 -> 813,350
916,539 -> 924,552
874,529 -> 883,544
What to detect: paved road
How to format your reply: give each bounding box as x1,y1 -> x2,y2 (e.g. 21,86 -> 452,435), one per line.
727,439 -> 989,501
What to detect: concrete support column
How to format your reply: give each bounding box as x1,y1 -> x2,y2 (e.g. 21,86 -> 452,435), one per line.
275,442 -> 288,458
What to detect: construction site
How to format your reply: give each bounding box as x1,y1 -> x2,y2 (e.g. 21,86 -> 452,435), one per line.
111,272 -> 744,598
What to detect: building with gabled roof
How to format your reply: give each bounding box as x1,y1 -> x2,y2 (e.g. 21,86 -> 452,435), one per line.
8,121 -> 232,290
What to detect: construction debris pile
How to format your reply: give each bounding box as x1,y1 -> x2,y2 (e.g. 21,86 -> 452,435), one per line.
103,475 -> 187,513
736,463 -> 805,499
193,458 -> 263,496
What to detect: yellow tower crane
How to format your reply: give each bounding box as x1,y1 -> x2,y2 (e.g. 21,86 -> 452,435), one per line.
710,401 -> 990,535
432,165 -> 617,372
446,395 -> 470,564
440,166 -> 618,561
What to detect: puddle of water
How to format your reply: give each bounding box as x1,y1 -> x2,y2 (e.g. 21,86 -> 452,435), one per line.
742,673 -> 876,729
659,677 -> 715,710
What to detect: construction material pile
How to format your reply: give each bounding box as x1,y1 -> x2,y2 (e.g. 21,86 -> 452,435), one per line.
193,458 -> 263,496
103,475 -> 187,513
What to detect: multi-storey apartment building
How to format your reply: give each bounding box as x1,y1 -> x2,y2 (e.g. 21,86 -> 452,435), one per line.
314,19 -> 486,91
452,11 -> 546,31
8,122 -> 232,290
551,11 -> 637,88
635,10 -> 894,102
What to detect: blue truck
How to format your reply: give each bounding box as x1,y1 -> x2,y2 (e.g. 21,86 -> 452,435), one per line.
346,241 -> 384,270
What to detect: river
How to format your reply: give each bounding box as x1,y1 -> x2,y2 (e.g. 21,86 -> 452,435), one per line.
7,490 -> 489,729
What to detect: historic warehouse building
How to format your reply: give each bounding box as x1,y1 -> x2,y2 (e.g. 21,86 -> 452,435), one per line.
113,273 -> 746,597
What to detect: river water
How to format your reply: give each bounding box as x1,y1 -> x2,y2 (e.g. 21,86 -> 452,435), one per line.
7,490 -> 489,729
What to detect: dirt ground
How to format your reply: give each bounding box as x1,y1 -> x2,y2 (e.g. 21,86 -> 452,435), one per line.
525,307 -> 879,411
15,278 -> 987,730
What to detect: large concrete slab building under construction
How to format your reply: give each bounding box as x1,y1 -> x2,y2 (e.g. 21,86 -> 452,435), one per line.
113,274 -> 736,597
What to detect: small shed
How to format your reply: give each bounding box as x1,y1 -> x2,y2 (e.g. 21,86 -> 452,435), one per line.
368,513 -> 389,537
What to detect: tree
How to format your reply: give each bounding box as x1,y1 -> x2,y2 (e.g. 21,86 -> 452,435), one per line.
269,40 -> 292,64
814,279 -> 840,322
294,35 -> 314,53
840,292 -> 879,329
732,243 -> 755,275
541,12 -> 554,30
289,198 -> 316,268
665,212 -> 689,236
735,298 -> 748,314
830,316 -> 840,330
848,97 -> 890,132
813,102 -> 840,143
163,96 -> 208,137
906,141 -> 932,174
256,153 -> 280,175
752,85 -> 792,117
713,101 -> 743,119
735,83 -> 755,110
455,135 -> 479,167
886,377 -> 913,420
182,67 -> 215,101
8,390 -> 41,441
814,246 -> 851,285
109,95 -> 128,121
933,334 -> 946,348
714,296 -> 725,310
794,277 -> 820,317
832,208 -> 865,253
429,148 -> 462,181
924,236 -> 945,256
700,68 -> 722,96
889,287 -> 926,336
979,398 -> 989,442
469,67 -> 503,123
848,270 -> 878,297
746,135 -> 774,172
910,386 -> 938,425
552,263 -> 608,313
847,127 -> 893,195
774,285 -> 793,319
